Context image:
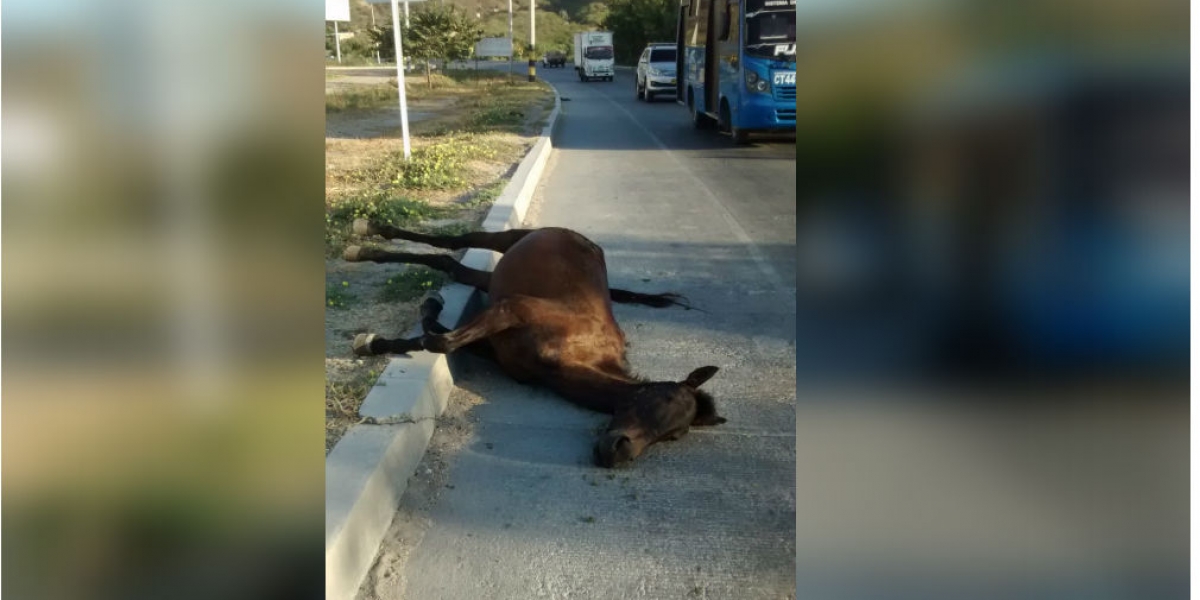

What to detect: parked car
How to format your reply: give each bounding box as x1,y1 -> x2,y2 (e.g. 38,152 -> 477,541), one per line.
636,43 -> 677,102
541,50 -> 566,68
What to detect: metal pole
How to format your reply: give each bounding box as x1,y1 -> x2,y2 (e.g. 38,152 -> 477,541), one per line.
334,21 -> 342,63
372,6 -> 381,64
528,0 -> 536,81
390,0 -> 412,160
507,0 -> 514,78
404,0 -> 410,27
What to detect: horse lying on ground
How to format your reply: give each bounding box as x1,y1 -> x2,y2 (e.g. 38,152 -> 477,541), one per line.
344,220 -> 726,467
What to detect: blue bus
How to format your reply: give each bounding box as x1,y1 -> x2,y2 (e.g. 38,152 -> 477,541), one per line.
676,0 -> 796,144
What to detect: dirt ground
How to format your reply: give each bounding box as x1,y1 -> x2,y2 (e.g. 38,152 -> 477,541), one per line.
325,67 -> 553,453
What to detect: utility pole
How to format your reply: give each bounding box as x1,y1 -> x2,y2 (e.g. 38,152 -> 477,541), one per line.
507,0 -> 514,78
528,0 -> 536,81
371,6 -> 381,64
333,21 -> 342,63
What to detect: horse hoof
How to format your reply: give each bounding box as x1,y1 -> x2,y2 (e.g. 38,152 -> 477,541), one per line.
420,290 -> 444,308
352,333 -> 377,356
352,219 -> 376,237
343,245 -> 364,262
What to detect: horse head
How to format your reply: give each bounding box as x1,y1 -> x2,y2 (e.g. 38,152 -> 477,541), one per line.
593,366 -> 726,468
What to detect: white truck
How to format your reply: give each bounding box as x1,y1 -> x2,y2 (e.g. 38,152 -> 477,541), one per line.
573,31 -> 615,82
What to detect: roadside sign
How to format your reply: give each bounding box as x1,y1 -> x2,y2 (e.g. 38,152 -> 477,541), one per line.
475,37 -> 513,58
326,0 -> 350,22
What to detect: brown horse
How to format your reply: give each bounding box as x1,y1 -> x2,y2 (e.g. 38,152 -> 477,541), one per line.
344,220 -> 726,467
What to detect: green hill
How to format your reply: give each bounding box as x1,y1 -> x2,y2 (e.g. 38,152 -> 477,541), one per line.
340,0 -> 608,55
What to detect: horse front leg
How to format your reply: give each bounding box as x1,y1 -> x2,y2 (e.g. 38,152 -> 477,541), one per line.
353,296 -> 543,357
352,291 -> 448,356
342,246 -> 491,292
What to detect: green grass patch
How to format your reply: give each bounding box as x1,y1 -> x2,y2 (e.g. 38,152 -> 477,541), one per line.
339,134 -> 502,192
326,84 -> 397,113
328,191 -> 445,228
379,267 -> 447,302
326,280 -> 358,309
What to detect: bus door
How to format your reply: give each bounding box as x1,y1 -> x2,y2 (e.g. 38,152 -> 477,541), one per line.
676,3 -> 687,98
705,0 -> 719,112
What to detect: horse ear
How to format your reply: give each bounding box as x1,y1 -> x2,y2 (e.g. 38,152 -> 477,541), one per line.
683,366 -> 719,388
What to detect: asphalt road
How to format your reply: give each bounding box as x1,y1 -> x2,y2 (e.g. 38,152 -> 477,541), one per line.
359,64 -> 796,600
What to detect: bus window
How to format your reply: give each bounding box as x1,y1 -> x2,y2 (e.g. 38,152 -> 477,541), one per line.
745,9 -> 795,57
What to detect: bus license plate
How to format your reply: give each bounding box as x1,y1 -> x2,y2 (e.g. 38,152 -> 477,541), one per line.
773,72 -> 796,86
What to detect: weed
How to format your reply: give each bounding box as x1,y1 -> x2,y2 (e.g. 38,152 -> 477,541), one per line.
329,192 -> 444,228
325,192 -> 446,257
379,267 -> 447,303
326,281 -> 358,309
469,105 -> 526,130
580,516 -> 595,524
465,180 -> 507,208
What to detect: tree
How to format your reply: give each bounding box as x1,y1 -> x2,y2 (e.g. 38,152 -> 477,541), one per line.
369,5 -> 484,87
603,0 -> 676,64
577,2 -> 609,27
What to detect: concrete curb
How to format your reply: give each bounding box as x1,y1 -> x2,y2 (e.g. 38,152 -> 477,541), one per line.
325,83 -> 563,600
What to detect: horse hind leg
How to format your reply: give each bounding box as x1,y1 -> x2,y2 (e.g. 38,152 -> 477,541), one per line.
343,246 -> 491,292
354,219 -> 534,254
352,291 -> 446,357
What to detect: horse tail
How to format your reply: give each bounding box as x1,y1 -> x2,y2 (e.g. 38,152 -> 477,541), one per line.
609,288 -> 697,310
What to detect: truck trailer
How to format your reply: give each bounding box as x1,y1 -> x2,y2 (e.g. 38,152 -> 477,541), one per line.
573,31 -> 615,82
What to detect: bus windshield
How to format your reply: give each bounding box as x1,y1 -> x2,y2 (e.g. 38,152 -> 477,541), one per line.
745,10 -> 796,58
585,46 -> 614,60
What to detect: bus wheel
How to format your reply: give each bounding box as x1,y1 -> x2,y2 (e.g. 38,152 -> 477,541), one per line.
690,91 -> 712,129
719,100 -> 750,145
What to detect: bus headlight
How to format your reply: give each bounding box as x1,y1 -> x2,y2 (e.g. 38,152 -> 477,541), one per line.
745,70 -> 770,94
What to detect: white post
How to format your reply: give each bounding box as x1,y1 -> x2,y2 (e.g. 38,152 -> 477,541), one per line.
333,21 -> 342,63
372,5 -> 381,64
528,0 -> 536,81
507,0 -> 514,78
404,0 -> 410,27
390,0 -> 412,160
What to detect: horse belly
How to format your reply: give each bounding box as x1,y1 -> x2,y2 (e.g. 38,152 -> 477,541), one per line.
491,320 -> 625,381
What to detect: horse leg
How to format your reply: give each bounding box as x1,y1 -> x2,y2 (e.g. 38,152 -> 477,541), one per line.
342,246 -> 491,292
353,296 -> 546,357
354,220 -> 534,253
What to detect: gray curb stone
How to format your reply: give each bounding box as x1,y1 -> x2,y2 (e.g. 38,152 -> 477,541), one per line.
325,83 -> 563,600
